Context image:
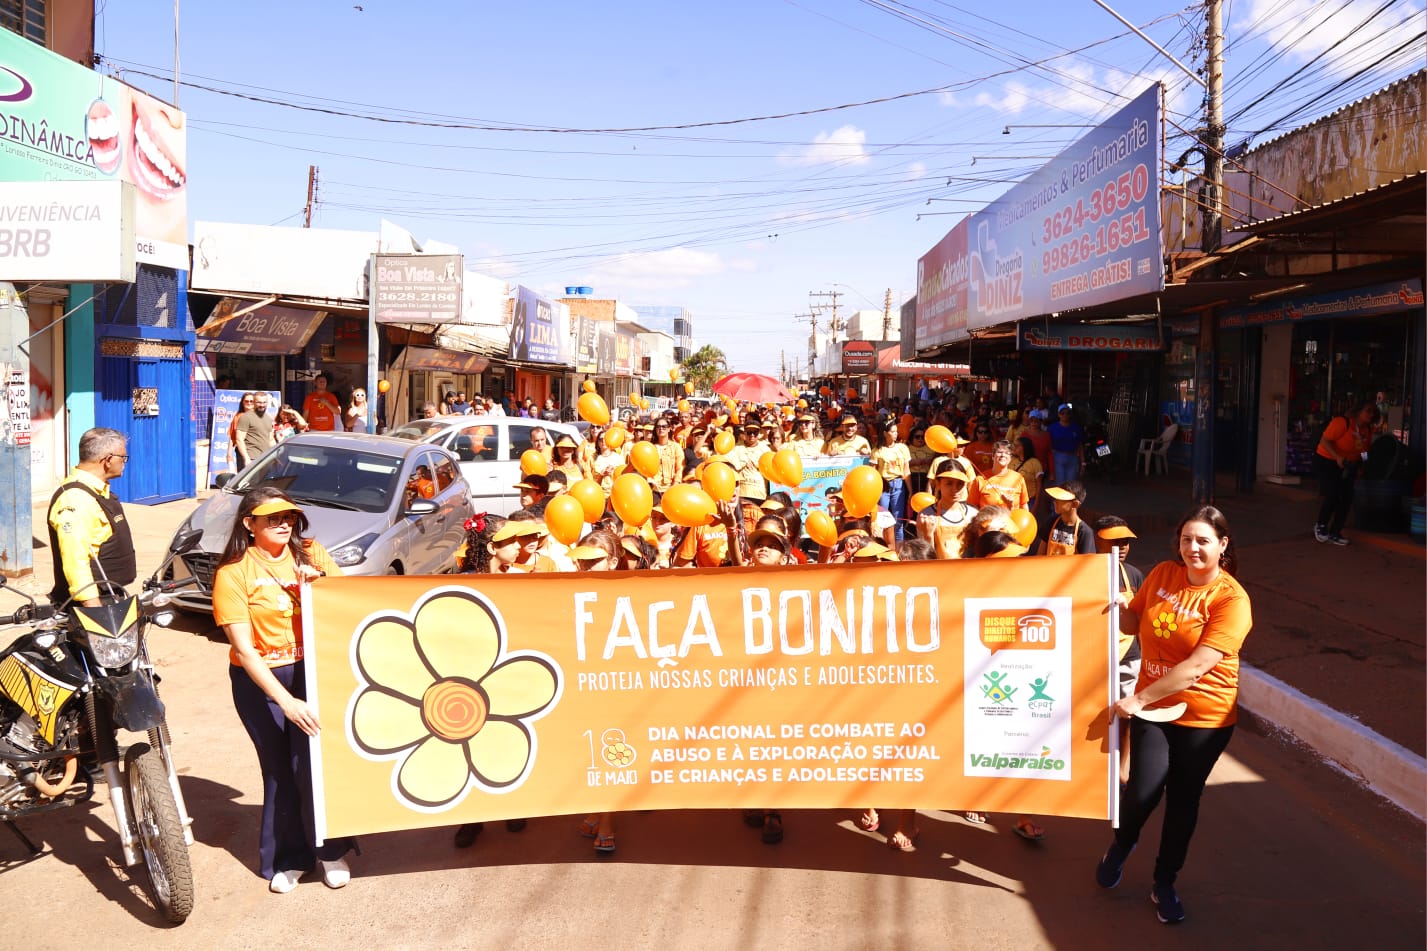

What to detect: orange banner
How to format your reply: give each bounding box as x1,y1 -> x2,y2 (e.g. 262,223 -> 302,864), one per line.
304,555 -> 1118,841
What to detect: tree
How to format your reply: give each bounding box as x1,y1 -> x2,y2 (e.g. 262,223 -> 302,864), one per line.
680,344 -> 728,395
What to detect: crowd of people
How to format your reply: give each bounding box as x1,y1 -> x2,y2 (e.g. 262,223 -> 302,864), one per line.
190,382 -> 1255,925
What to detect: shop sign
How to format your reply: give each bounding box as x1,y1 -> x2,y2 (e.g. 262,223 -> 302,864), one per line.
917,84 -> 1164,346
196,299 -> 326,355
0,180 -> 135,282
595,322 -> 618,375
0,37 -> 189,268
614,326 -> 638,377
399,346 -> 490,374
1017,322 -> 1164,351
372,253 -> 463,324
1219,279 -> 1425,329
841,341 -> 877,373
509,285 -> 569,365
574,317 -> 598,373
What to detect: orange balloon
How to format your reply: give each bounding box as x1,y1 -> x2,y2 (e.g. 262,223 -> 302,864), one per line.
568,479 -> 607,523
909,491 -> 937,514
713,431 -> 735,455
924,424 -> 958,454
669,369 -> 680,381
1008,508 -> 1038,548
819,386 -> 831,397
846,388 -> 858,401
611,473 -> 653,526
684,381 -> 694,395
806,510 -> 838,548
796,399 -> 808,409
603,425 -> 626,450
519,449 -> 548,476
782,405 -> 795,418
757,450 -> 778,483
578,391 -> 610,426
841,465 -> 883,518
377,379 -> 392,394
582,379 -> 597,394
662,483 -> 717,527
771,448 -> 803,487
678,399 -> 690,413
543,494 -> 585,546
701,461 -> 737,503
630,441 -> 660,479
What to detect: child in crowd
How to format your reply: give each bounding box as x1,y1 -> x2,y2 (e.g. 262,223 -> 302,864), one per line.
1038,480 -> 1095,556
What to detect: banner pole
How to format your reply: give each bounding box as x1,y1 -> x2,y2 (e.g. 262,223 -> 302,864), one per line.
1109,547 -> 1122,828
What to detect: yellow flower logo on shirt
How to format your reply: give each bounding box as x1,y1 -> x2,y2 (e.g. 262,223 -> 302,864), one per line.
1151,610 -> 1178,639
347,588 -> 562,810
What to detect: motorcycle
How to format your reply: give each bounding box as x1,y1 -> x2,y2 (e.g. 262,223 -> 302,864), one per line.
0,528 -> 202,924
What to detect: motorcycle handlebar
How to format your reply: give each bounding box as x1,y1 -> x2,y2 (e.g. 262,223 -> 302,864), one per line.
0,603 -> 55,626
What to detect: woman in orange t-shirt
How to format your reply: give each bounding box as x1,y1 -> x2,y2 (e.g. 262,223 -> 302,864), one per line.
1313,401 -> 1380,545
1095,505 -> 1252,924
213,488 -> 355,893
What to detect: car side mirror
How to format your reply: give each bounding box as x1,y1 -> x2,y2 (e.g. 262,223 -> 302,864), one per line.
406,499 -> 438,517
215,472 -> 235,489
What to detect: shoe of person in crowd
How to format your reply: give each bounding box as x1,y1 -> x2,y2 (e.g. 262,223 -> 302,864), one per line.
1313,525 -> 1330,543
1329,533 -> 1350,546
269,869 -> 301,894
1095,840 -> 1135,888
319,857 -> 350,889
1151,882 -> 1185,924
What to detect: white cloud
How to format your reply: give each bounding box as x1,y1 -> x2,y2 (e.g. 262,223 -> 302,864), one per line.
585,247 -> 728,293
904,161 -> 928,182
974,81 -> 1030,115
778,125 -> 870,167
1238,0 -> 1427,77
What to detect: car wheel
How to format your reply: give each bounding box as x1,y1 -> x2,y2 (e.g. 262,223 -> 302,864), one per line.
386,562 -> 404,575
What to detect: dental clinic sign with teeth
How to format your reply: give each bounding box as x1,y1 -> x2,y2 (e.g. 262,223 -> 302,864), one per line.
0,180 -> 136,282
0,34 -> 188,270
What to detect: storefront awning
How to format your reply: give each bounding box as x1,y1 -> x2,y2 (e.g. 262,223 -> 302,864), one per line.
194,297 -> 327,355
399,346 -> 490,374
876,347 -> 969,376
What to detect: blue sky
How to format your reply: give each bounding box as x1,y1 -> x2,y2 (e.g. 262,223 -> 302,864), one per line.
97,0 -> 1425,374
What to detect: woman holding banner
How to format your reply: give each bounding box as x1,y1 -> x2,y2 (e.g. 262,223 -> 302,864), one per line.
1097,505 -> 1252,925
213,487 -> 356,893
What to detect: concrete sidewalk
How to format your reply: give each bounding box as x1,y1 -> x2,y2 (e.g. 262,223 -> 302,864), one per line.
11,478 -> 1426,821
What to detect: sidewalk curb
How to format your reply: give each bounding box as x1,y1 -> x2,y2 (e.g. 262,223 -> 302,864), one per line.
1240,663 -> 1427,821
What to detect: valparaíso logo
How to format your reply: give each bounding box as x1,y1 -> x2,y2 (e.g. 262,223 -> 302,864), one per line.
968,746 -> 1065,771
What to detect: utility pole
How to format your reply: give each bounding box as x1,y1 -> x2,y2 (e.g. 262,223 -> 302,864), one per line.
882,288 -> 893,340
795,311 -> 818,380
1192,0 -> 1224,505
304,165 -> 319,228
809,289 -> 842,340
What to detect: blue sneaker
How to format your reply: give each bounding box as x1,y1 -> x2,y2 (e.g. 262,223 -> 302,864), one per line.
1095,840 -> 1134,888
1152,883 -> 1185,923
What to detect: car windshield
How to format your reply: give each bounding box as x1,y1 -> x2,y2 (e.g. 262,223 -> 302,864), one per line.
232,443 -> 403,513
386,420 -> 447,440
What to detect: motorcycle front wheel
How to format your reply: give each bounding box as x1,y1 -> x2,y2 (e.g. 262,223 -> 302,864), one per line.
123,743 -> 195,924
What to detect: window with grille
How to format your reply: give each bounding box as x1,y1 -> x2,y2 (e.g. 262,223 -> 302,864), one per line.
0,0 -> 46,45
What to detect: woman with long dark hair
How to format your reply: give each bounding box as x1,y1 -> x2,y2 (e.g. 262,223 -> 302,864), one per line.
212,487 -> 356,893
1096,505 -> 1252,925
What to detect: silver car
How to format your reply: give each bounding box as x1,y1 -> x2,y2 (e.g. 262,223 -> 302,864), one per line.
386,415 -> 583,515
165,432 -> 474,611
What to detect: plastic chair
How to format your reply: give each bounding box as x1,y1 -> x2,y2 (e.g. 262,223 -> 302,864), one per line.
1137,423 -> 1179,476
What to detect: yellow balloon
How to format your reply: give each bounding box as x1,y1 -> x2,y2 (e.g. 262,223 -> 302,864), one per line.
796,398 -> 808,410
678,399 -> 691,413
713,431 -> 735,456
806,510 -> 838,548
630,441 -> 660,479
841,465 -> 884,518
925,425 -> 958,455
519,449 -> 548,476
684,382 -> 694,395
543,495 -> 585,546
611,472 -> 653,526
603,425 -> 626,450
661,484 -> 717,528
772,448 -> 803,487
1009,508 -> 1038,548
669,368 -> 680,381
582,379 -> 597,394
757,450 -> 778,483
577,391 -> 610,426
568,479 -> 607,523
701,461 -> 737,503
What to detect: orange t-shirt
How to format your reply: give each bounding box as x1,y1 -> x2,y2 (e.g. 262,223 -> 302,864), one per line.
303,392 -> 342,431
213,542 -> 342,667
1129,561 -> 1253,727
676,522 -> 730,567
975,469 -> 1028,510
1315,416 -> 1370,462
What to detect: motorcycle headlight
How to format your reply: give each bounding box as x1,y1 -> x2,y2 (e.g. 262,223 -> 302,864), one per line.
85,626 -> 140,667
152,610 -> 176,628
329,533 -> 380,567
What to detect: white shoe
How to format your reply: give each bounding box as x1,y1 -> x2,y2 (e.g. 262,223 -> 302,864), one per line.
319,857 -> 350,888
269,869 -> 301,894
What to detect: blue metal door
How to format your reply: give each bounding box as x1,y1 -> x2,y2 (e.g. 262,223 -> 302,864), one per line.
97,345 -> 193,505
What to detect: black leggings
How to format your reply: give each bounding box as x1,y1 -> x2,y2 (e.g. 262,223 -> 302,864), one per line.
1115,718 -> 1234,887
1315,455 -> 1357,535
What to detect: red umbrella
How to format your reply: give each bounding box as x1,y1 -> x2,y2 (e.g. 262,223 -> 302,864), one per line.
712,372 -> 793,404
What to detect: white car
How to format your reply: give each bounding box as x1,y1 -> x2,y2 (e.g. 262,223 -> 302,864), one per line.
386,415 -> 584,515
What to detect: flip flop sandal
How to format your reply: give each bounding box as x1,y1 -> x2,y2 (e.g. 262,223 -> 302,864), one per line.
1013,818 -> 1045,841
578,817 -> 600,838
593,833 -> 616,854
859,809 -> 880,832
963,811 -> 988,824
888,829 -> 920,852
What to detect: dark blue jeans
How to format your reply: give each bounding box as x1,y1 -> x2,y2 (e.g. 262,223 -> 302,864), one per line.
230,662 -> 353,879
